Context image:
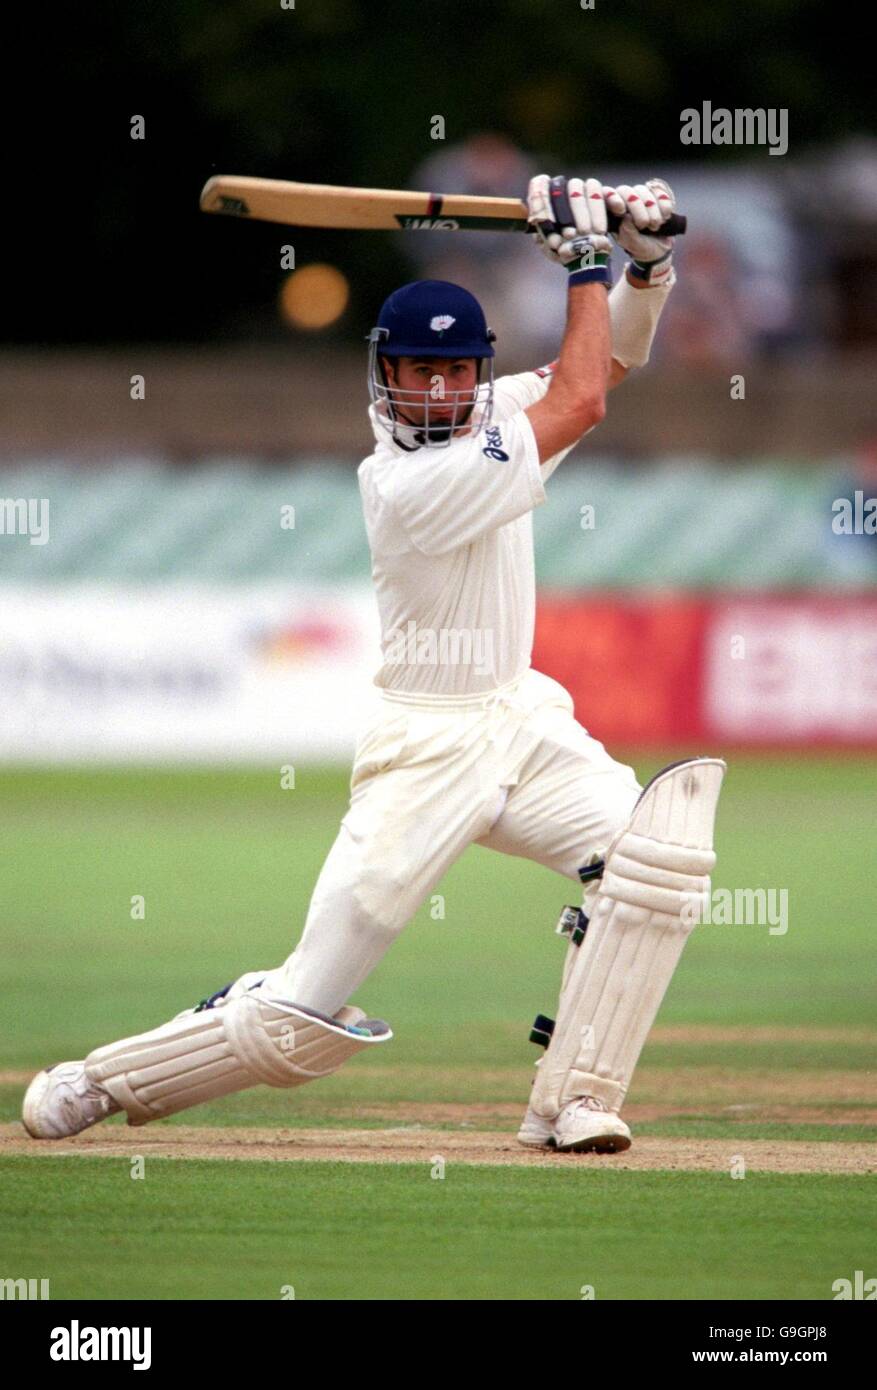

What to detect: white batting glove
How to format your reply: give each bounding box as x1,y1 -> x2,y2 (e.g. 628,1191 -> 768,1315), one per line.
527,174 -> 613,286
602,178 -> 676,285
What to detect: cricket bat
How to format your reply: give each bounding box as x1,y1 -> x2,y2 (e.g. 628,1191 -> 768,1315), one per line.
200,175 -> 687,237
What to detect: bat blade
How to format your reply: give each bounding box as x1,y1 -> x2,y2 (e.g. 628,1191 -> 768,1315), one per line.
199,175 -> 686,237
200,176 -> 528,231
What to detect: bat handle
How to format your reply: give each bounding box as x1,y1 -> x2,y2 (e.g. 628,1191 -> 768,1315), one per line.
607,211 -> 686,237
525,211 -> 686,237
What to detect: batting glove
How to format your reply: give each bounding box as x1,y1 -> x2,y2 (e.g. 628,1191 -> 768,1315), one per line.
527,175 -> 613,286
602,178 -> 676,286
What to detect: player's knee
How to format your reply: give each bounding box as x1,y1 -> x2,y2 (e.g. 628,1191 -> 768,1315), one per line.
601,769 -> 642,842
606,797 -> 636,846
575,784 -> 640,892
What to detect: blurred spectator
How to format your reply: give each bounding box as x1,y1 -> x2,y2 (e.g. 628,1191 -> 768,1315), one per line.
592,164 -> 805,364
787,138 -> 877,350
658,233 -> 751,368
405,141 -> 810,368
409,132 -> 533,264
404,132 -> 567,361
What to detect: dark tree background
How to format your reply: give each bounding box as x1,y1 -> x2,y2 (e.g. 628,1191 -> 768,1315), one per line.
10,0 -> 868,346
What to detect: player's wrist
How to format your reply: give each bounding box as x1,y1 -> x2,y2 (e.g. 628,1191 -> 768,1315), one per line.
627,248 -> 673,287
567,251 -> 612,288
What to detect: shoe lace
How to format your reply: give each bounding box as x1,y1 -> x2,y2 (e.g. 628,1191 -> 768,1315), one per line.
64,1075 -> 116,1119
573,1095 -> 610,1114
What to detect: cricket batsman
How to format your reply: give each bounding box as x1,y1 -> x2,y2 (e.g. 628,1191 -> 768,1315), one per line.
23,175 -> 724,1153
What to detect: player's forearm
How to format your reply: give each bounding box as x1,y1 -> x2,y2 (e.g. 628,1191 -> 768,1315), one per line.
525,281 -> 609,462
546,281 -> 610,422
608,263 -> 676,372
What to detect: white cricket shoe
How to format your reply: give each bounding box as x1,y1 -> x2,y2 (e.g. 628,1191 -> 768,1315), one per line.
517,1095 -> 632,1153
22,1061 -> 122,1140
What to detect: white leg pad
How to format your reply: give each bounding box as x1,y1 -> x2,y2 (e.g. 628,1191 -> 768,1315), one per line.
84,991 -> 392,1126
530,758 -> 725,1117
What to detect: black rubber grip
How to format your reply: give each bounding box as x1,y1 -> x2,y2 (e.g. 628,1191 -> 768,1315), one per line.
610,210 -> 687,237
549,175 -> 575,232
524,210 -> 686,237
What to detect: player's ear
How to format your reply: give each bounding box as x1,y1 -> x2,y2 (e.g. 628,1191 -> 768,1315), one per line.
381,355 -> 399,384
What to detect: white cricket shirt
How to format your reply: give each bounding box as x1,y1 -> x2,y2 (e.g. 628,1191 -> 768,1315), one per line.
358,370 -> 580,697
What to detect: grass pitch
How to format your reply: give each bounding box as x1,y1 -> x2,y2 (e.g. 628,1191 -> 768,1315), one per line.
0,757 -> 874,1299
1,1157 -> 871,1301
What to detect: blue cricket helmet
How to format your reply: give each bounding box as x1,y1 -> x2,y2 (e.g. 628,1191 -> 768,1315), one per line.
373,280 -> 496,359
367,280 -> 497,448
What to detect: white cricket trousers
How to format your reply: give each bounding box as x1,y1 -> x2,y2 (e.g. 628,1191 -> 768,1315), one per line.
262,668 -> 641,1015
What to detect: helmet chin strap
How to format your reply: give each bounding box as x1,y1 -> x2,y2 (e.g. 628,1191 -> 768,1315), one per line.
415,425 -> 453,445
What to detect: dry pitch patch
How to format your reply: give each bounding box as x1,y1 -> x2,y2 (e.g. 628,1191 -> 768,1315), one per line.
1,1122 -> 874,1173
3,1027 -> 875,1175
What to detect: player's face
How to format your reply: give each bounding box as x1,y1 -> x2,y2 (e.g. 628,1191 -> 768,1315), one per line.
384,356 -> 479,430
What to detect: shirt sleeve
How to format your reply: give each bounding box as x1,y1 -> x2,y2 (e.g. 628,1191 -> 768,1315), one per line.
390,412 -> 546,557
492,365 -> 557,415
494,363 -> 593,483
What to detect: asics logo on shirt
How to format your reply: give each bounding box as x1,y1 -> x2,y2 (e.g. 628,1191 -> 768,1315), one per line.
482,426 -> 509,462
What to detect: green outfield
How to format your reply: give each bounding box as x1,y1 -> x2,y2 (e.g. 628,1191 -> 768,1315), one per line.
1,758 -> 875,1300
